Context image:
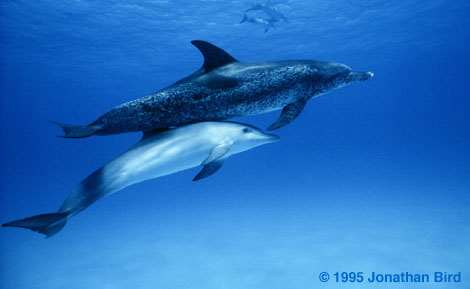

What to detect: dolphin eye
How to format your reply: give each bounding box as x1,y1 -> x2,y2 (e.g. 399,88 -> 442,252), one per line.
243,128 -> 252,133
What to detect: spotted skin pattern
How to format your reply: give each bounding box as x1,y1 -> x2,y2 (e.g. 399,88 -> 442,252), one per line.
90,59 -> 368,135
58,41 -> 372,137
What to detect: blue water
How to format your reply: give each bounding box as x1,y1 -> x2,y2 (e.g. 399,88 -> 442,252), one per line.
1,0 -> 469,288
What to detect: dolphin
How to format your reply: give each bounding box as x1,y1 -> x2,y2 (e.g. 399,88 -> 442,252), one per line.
240,14 -> 276,33
53,40 -> 373,138
2,122 -> 279,237
245,3 -> 289,23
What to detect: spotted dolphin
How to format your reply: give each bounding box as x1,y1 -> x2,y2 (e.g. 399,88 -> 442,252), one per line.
2,121 -> 279,237
53,40 -> 373,138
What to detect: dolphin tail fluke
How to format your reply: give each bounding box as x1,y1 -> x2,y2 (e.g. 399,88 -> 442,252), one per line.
2,212 -> 69,238
49,121 -> 102,138
240,14 -> 248,24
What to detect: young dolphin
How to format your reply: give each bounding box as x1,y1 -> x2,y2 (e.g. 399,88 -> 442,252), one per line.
52,40 -> 373,138
2,122 -> 279,237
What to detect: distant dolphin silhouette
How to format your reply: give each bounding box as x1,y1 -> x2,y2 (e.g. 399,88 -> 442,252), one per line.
2,122 -> 279,237
240,14 -> 276,33
52,40 -> 373,138
245,3 -> 289,23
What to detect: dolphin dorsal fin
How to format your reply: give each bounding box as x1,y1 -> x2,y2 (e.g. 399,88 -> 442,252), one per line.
191,40 -> 238,72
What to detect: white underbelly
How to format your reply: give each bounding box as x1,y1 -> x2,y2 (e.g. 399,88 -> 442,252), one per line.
102,142 -> 210,194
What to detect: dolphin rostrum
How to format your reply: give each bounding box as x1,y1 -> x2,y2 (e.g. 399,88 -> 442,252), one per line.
2,122 -> 279,237
53,40 -> 373,138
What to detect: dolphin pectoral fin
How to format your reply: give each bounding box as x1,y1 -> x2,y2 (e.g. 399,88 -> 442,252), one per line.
190,40 -> 238,72
268,98 -> 307,130
193,159 -> 225,181
203,143 -> 231,165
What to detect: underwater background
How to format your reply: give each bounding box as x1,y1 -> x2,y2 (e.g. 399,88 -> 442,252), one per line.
1,0 -> 469,288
